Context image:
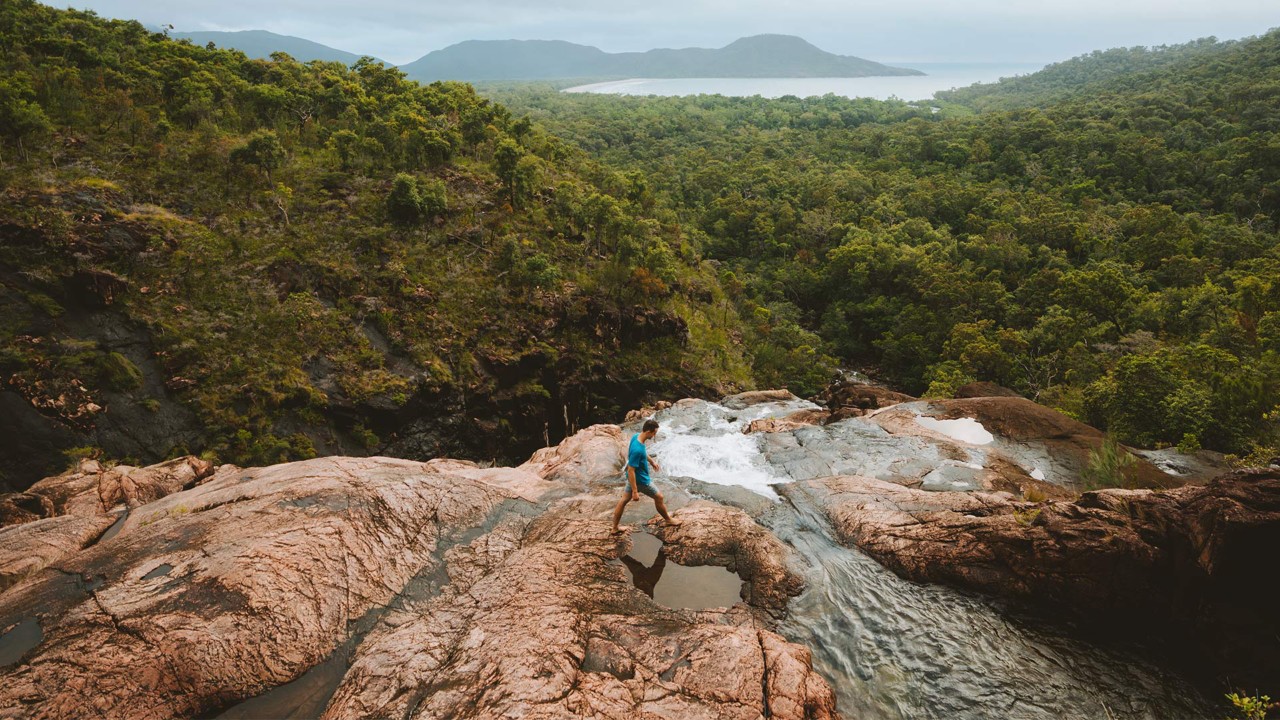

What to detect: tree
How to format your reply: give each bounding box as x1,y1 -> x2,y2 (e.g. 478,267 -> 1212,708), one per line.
386,173 -> 446,227
230,130 -> 286,184
494,137 -> 523,206
327,129 -> 359,170
0,75 -> 51,160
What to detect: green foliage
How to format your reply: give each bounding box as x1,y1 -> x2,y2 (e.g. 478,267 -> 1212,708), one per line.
1013,507 -> 1042,526
61,445 -> 102,468
1081,434 -> 1139,490
0,0 -> 754,471
490,30 -> 1280,453
1225,692 -> 1271,720
230,130 -> 287,182
0,73 -> 51,157
386,173 -> 446,226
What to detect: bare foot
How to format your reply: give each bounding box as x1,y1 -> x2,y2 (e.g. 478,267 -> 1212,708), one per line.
665,518 -> 683,527
610,525 -> 632,534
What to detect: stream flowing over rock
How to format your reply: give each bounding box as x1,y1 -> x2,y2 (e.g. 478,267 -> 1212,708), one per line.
1,384 -> 1274,719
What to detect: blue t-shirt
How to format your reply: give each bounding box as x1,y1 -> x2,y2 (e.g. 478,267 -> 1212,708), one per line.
627,434 -> 652,485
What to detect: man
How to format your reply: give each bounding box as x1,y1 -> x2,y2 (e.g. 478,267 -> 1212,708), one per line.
611,419 -> 681,532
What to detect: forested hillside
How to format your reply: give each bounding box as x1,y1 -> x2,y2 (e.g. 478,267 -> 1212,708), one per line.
937,34 -> 1273,111
400,35 -> 921,83
0,1 -> 754,489
494,30 -> 1280,461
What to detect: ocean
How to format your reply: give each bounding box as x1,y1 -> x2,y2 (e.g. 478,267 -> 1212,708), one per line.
562,62 -> 1045,101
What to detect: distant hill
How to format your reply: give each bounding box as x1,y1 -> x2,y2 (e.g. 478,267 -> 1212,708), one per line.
401,34 -> 923,82
170,29 -> 382,65
934,34 -> 1258,110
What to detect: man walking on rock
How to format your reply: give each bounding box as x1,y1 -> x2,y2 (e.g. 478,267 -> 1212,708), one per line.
612,419 -> 681,532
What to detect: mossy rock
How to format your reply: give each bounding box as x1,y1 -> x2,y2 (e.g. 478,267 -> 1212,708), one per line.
96,352 -> 144,391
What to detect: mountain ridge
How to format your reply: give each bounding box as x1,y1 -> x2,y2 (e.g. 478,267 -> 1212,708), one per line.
400,34 -> 924,81
169,29 -> 386,65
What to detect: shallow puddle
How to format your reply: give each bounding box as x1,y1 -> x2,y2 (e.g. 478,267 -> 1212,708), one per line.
621,533 -> 742,610
97,510 -> 129,545
141,564 -> 174,580
0,618 -> 42,668
211,650 -> 348,720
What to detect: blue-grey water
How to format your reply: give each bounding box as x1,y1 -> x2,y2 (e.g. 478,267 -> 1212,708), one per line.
563,63 -> 1043,101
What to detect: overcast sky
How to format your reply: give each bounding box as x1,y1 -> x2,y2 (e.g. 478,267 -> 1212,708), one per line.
60,0 -> 1278,66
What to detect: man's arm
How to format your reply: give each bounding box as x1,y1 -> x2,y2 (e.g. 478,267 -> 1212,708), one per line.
627,465 -> 639,499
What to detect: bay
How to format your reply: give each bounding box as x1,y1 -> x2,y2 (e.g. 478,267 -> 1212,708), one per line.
562,62 -> 1044,101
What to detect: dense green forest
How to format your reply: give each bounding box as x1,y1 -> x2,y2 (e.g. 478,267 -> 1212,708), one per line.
2,0 -> 1278,489
492,29 -> 1280,461
0,0 -> 755,489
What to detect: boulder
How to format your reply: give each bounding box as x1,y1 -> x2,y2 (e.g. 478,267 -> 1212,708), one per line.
520,424 -> 626,486
953,381 -> 1021,398
623,400 -> 672,423
8,457 -> 216,527
721,389 -> 801,410
654,501 -> 805,618
0,492 -> 55,527
0,514 -> 119,593
870,398 -> 1172,489
813,381 -> 915,417
742,408 -> 831,434
0,457 -> 514,719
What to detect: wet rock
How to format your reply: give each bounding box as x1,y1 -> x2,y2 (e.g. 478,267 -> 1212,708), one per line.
870,398 -> 1171,490
654,502 -> 805,618
934,397 -> 1173,487
318,500 -> 836,720
786,470 -> 1280,689
0,457 -> 515,719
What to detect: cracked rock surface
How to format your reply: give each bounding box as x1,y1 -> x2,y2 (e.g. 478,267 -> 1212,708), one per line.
3,391 -> 1272,719
0,433 -> 836,719
320,499 -> 834,720
0,457 -> 513,719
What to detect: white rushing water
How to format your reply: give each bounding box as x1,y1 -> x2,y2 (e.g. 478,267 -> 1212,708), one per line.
645,396 -> 817,499
633,395 -> 1214,718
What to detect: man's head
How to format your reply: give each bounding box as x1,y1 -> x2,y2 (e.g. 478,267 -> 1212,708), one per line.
641,419 -> 659,440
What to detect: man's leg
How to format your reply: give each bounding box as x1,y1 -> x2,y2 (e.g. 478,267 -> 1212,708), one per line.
652,491 -> 681,527
611,488 -> 632,532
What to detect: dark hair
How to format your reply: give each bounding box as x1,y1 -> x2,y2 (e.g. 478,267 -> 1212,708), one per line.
642,419 -> 660,432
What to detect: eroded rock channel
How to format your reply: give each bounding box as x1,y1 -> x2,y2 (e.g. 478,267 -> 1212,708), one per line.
1,385 -> 1276,719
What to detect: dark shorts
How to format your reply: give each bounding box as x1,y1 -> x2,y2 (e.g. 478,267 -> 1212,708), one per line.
634,479 -> 659,498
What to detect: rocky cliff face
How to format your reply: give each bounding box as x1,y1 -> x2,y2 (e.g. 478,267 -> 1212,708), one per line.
0,385 -> 1274,719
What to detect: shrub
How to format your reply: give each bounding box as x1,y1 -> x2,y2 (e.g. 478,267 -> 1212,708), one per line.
386,173 -> 447,227
1081,433 -> 1139,490
1225,692 -> 1271,720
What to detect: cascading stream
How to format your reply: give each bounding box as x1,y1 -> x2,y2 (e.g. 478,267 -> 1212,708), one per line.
774,493 -> 1211,719
640,397 -> 1214,720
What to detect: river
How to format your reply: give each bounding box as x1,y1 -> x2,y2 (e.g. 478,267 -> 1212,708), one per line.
643,396 -> 1214,719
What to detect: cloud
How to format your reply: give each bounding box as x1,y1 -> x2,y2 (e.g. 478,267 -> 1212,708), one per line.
67,0 -> 1278,65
